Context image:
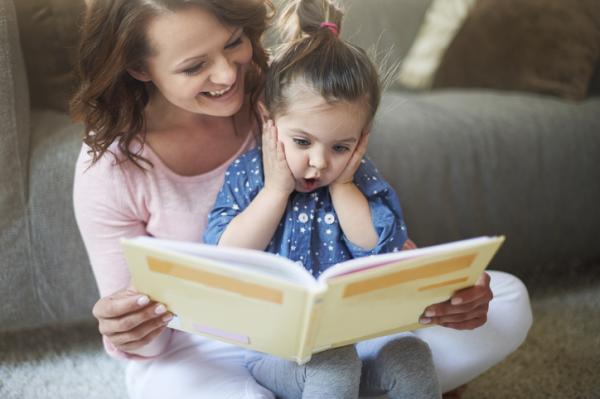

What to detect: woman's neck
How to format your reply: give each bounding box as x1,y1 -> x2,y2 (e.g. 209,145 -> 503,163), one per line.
141,90 -> 255,176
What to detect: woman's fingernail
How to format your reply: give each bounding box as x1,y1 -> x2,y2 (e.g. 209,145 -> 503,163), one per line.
154,304 -> 167,314
420,317 -> 431,324
451,297 -> 463,305
162,314 -> 173,323
137,296 -> 150,306
425,310 -> 435,317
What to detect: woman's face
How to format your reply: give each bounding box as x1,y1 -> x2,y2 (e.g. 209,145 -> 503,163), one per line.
136,6 -> 253,117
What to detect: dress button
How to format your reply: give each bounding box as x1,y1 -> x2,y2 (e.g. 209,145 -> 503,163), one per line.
298,213 -> 309,223
324,213 -> 335,224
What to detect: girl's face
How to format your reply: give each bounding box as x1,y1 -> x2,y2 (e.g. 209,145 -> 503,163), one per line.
134,6 -> 253,117
274,92 -> 369,193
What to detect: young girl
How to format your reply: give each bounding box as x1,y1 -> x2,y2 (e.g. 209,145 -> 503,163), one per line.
204,1 -> 441,397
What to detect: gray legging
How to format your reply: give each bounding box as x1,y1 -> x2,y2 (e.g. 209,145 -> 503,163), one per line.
245,334 -> 441,399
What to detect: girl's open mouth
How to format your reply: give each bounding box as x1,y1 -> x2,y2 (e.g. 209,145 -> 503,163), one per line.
302,178 -> 319,191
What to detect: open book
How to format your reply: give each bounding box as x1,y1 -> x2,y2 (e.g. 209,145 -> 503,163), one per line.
122,236 -> 504,364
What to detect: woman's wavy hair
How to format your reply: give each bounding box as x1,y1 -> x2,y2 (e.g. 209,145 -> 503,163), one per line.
266,0 -> 380,124
71,0 -> 274,168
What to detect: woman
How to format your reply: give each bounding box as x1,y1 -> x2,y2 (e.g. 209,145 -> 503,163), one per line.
72,1 -> 532,398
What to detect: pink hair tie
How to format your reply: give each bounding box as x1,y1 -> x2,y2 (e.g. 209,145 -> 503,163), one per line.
320,22 -> 339,36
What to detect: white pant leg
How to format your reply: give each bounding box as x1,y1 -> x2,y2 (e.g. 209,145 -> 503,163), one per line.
413,270 -> 533,393
125,331 -> 275,399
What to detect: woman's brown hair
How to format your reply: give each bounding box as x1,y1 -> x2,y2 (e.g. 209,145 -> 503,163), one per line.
70,0 -> 274,168
265,0 -> 381,123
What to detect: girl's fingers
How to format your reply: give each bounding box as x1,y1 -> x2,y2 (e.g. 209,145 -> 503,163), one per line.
357,132 -> 370,154
276,139 -> 286,162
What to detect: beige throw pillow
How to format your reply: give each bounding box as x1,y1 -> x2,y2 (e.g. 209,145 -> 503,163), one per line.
397,0 -> 476,90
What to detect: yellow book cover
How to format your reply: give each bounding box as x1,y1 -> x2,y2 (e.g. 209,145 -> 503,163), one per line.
122,236 -> 504,364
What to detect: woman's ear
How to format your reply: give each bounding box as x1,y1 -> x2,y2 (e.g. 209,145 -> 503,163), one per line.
127,66 -> 152,82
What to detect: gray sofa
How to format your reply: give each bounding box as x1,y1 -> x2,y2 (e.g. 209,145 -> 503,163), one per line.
1,0 -> 599,398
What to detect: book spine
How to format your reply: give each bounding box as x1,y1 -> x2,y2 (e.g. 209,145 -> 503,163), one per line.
296,290 -> 326,364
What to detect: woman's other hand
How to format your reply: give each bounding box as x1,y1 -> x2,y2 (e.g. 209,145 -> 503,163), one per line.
420,273 -> 493,330
92,288 -> 173,353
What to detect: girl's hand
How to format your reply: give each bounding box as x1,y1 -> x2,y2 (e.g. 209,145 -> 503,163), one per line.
92,288 -> 173,353
331,131 -> 370,187
262,119 -> 295,195
419,272 -> 493,330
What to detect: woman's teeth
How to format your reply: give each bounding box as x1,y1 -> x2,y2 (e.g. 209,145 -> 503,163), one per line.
203,85 -> 233,97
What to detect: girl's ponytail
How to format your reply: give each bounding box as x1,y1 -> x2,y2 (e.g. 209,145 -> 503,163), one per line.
266,0 -> 380,125
278,0 -> 343,42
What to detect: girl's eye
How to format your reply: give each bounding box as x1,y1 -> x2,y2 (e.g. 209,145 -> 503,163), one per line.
183,63 -> 205,76
333,145 -> 350,153
226,37 -> 243,49
293,138 -> 310,146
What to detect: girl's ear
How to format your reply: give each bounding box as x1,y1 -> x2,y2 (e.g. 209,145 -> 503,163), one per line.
127,66 -> 152,82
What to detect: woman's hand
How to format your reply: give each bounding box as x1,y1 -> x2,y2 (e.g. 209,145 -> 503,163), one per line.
331,131 -> 370,187
402,238 -> 417,250
419,272 -> 493,330
92,288 -> 173,353
262,119 -> 295,195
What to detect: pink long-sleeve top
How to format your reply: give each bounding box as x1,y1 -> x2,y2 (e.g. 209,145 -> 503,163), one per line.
73,133 -> 255,359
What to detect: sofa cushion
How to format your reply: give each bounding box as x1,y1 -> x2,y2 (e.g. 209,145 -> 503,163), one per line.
369,91 -> 600,274
25,110 -> 95,330
432,0 -> 600,101
0,0 -> 36,331
14,0 -> 85,112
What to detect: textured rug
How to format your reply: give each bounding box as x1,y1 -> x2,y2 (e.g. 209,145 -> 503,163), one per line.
1,263 -> 599,399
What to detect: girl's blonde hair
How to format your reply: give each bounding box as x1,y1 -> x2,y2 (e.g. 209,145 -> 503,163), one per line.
71,0 -> 274,168
266,0 -> 380,124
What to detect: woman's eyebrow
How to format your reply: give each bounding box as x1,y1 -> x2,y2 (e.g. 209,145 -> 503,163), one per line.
175,28 -> 243,68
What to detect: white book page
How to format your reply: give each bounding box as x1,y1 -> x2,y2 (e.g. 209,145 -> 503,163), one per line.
317,236 -> 498,282
133,237 -> 317,287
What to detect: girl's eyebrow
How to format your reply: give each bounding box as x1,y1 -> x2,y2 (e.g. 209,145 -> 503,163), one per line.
175,28 -> 243,68
290,128 -> 357,143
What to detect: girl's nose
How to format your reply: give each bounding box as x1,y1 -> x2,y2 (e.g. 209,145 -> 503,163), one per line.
309,150 -> 327,170
210,55 -> 237,86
